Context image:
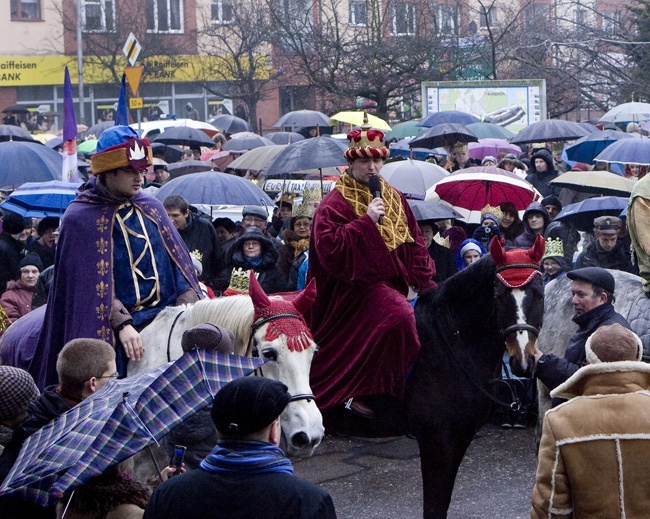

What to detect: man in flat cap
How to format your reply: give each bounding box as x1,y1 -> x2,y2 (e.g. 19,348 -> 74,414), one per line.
575,216 -> 634,273
533,267 -> 630,394
531,324 -> 650,518
29,126 -> 201,388
144,377 -> 337,519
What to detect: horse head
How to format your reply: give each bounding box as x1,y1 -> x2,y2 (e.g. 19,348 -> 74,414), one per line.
248,273 -> 324,457
490,235 -> 545,377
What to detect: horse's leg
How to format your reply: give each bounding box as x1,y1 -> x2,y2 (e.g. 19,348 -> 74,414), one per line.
417,427 -> 476,519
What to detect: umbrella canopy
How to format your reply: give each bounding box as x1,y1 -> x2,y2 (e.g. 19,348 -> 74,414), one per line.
419,110 -> 480,127
468,139 -> 521,161
330,111 -> 391,130
207,114 -> 251,134
385,120 -> 424,141
228,145 -> 287,171
554,196 -> 629,232
564,130 -> 635,164
77,139 -> 98,154
2,104 -> 30,114
0,349 -> 264,507
0,141 -> 62,189
273,110 -> 331,129
152,126 -> 215,148
155,171 -> 274,206
427,166 -> 539,224
265,132 -> 305,145
550,170 -> 637,196
84,121 -> 115,139
390,137 -> 441,161
151,142 -> 185,163
45,136 -> 64,149
593,137 -> 650,165
578,122 -> 601,134
0,180 -> 80,218
510,120 -> 590,145
380,159 -> 448,199
409,123 -> 478,150
222,132 -> 274,151
167,118 -> 219,137
465,122 -> 515,140
599,102 -> 650,124
167,160 -> 215,179
0,125 -> 36,143
264,136 -> 348,176
407,199 -> 463,221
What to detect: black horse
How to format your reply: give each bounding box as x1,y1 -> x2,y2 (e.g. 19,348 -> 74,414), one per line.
324,236 -> 546,519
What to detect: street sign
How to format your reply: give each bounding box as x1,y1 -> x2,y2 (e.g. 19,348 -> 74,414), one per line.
124,66 -> 143,96
129,97 -> 143,109
123,32 -> 142,67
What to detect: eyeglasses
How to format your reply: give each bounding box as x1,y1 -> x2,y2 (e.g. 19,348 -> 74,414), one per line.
96,372 -> 119,379
117,168 -> 145,176
243,216 -> 266,224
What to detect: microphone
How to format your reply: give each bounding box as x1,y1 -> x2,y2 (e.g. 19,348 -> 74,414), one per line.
368,175 -> 383,225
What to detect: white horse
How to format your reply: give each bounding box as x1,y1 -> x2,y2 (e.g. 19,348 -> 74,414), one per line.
129,274 -> 324,458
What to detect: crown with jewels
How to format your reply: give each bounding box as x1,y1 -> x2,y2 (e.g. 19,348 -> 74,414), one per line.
344,111 -> 389,160
433,233 -> 450,248
480,204 -> 504,224
541,237 -> 564,261
293,186 -> 322,218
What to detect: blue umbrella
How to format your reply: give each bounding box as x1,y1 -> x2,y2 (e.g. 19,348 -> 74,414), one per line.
564,130 -> 634,163
0,349 -> 265,506
155,171 -> 274,206
554,196 -> 630,232
0,180 -> 80,217
0,141 -> 62,189
390,137 -> 442,161
419,110 -> 480,128
265,132 -> 305,145
594,137 -> 650,165
0,125 -> 36,143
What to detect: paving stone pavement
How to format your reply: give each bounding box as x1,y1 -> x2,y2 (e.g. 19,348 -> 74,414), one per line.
294,423 -> 538,519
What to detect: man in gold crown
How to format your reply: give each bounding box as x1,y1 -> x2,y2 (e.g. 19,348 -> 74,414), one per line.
29,126 -> 201,388
307,116 -> 436,419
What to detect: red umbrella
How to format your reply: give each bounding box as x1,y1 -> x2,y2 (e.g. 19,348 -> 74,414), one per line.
426,166 -> 540,224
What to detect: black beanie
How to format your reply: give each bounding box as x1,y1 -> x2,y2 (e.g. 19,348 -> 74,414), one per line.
2,211 -> 27,235
211,377 -> 290,436
19,254 -> 43,272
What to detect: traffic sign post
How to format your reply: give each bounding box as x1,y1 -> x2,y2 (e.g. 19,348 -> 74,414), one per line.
123,33 -> 143,132
129,98 -> 143,109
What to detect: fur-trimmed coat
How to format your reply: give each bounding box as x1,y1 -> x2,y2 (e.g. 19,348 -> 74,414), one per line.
531,361 -> 650,518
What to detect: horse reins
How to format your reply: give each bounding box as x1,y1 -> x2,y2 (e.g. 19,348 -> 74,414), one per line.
248,312 -> 316,404
166,310 -> 186,362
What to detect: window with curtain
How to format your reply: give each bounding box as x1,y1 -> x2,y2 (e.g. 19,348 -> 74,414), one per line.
10,0 -> 41,20
82,0 -> 115,31
147,0 -> 184,33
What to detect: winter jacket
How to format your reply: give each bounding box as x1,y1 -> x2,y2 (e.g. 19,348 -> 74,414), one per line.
0,232 -> 23,295
513,202 -> 550,249
575,240 -> 634,273
0,279 -> 35,323
531,362 -> 650,518
27,239 -> 55,270
535,302 -> 630,392
428,241 -> 457,283
525,149 -> 562,198
215,227 -> 285,295
278,229 -> 310,291
178,212 -> 225,290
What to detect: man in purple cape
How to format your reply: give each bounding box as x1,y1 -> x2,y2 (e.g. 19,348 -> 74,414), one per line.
307,116 -> 436,419
29,126 -> 201,389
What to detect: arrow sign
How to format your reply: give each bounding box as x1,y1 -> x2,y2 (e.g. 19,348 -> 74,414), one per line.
123,32 -> 142,67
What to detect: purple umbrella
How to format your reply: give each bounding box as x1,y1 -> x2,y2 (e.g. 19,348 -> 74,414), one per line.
468,139 -> 522,161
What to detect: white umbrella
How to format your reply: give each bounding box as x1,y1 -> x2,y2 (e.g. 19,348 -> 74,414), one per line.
599,102 -> 650,124
380,159 -> 448,199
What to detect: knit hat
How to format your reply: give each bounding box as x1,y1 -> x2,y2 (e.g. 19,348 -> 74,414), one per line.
570,162 -> 589,172
344,112 -> 389,161
242,206 -> 268,220
541,195 -> 562,211
481,155 -> 497,166
181,323 -> 235,354
460,241 -> 482,258
0,366 -> 40,422
90,126 -> 153,175
19,253 -> 43,272
211,377 -> 290,435
585,324 -> 643,363
2,211 -> 27,235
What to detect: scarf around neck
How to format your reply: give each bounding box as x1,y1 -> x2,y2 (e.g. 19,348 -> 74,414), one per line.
336,172 -> 413,251
200,440 -> 294,475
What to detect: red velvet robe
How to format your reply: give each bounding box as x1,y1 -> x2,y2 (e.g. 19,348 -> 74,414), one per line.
307,187 -> 436,410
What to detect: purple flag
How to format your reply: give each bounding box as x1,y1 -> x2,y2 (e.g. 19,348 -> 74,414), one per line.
115,73 -> 129,126
62,66 -> 78,183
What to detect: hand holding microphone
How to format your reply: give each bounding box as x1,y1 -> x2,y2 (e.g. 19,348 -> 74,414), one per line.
368,175 -> 384,225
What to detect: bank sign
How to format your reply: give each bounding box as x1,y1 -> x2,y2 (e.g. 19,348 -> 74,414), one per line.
0,55 -> 269,87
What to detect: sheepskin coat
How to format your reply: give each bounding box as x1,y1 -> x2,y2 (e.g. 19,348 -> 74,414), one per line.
531,361 -> 650,518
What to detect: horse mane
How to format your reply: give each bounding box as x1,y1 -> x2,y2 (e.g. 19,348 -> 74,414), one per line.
188,296 -> 255,354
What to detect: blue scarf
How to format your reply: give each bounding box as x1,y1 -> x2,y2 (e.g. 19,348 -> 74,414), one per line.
200,441 -> 294,475
246,256 -> 263,268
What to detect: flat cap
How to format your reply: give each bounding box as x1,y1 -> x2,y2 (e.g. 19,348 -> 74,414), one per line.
0,366 -> 39,422
567,267 -> 615,294
242,206 -> 268,220
211,377 -> 290,436
593,216 -> 622,233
